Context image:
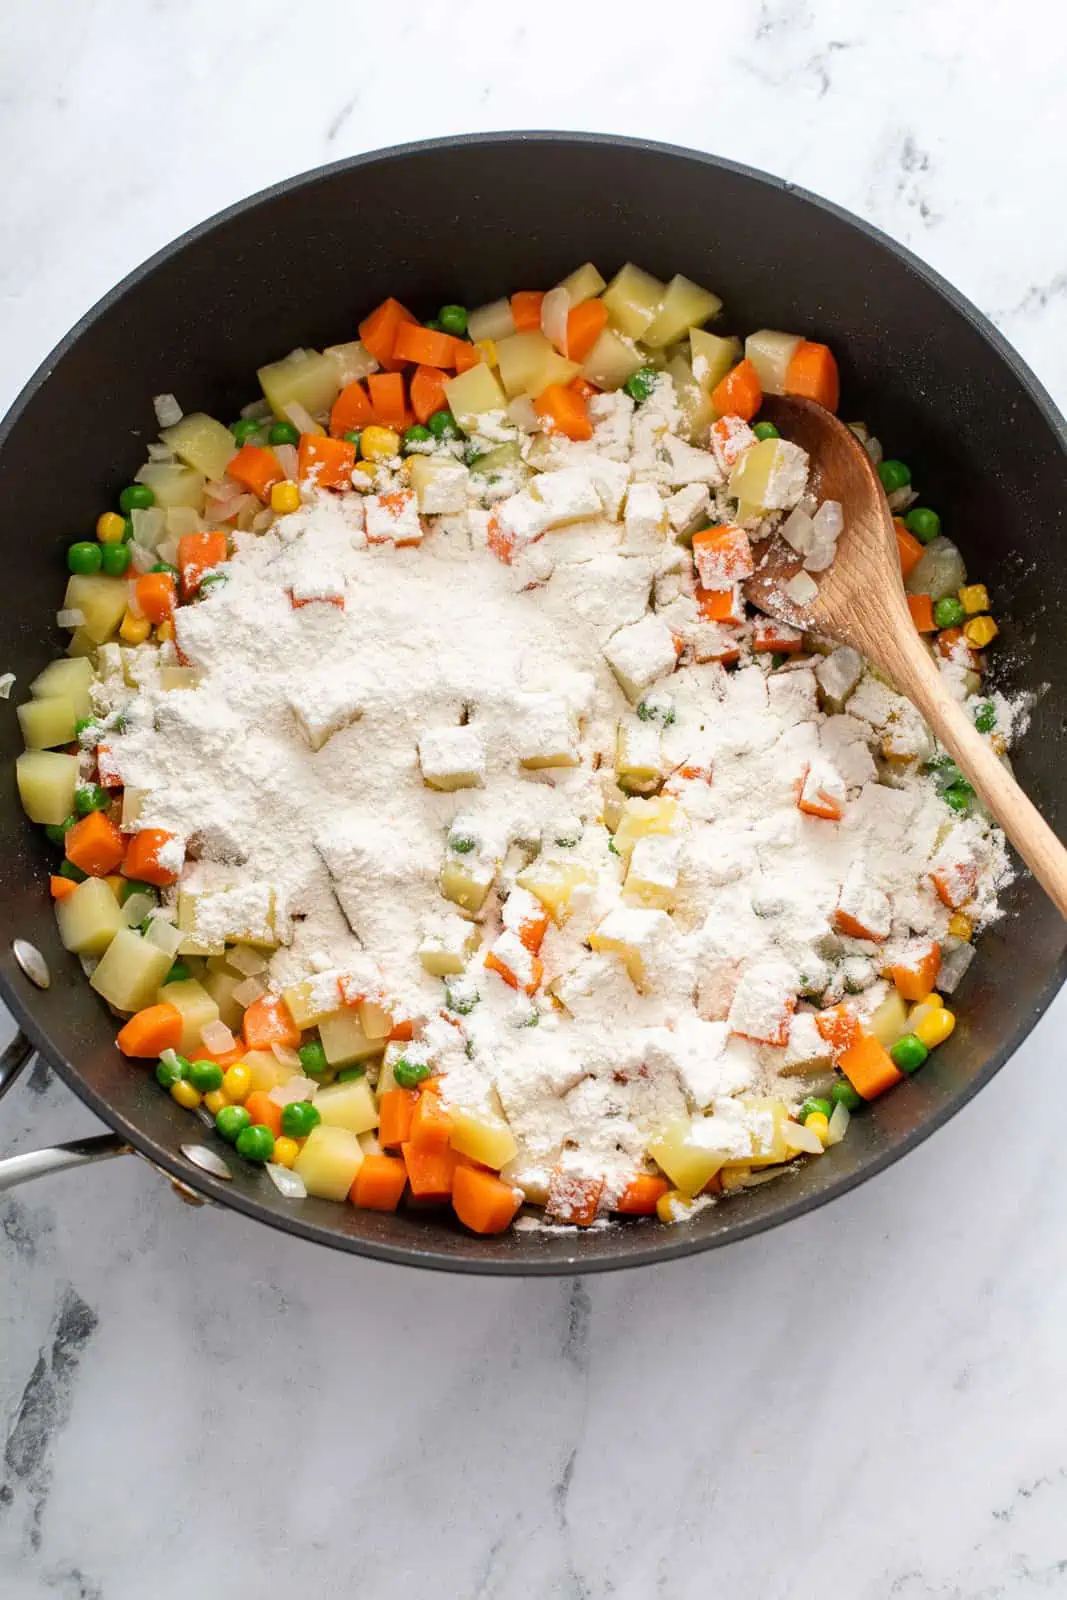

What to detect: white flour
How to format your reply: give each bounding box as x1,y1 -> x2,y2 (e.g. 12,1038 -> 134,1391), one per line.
95,384 -> 1014,1202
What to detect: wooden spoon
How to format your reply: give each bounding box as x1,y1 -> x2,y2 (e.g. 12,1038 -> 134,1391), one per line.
745,394 -> 1067,916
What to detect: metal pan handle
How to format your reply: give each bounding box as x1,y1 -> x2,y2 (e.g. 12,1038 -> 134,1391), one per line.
0,1030 -> 131,1193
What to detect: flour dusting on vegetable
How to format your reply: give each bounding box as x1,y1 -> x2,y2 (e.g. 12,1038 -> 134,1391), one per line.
14,263 -> 1020,1232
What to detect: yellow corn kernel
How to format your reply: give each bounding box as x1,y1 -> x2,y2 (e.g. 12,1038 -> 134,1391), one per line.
103,874 -> 126,902
203,1088 -> 227,1116
963,615 -> 998,649
270,480 -> 301,515
352,459 -> 375,479
155,620 -> 175,645
271,1136 -> 300,1169
805,1111 -> 831,1145
656,1188 -> 701,1224
96,511 -> 127,544
914,1006 -> 956,1050
948,912 -> 973,941
119,609 -> 152,645
958,584 -> 989,616
170,1079 -> 202,1110
360,425 -> 400,461
475,338 -> 497,367
222,1063 -> 252,1104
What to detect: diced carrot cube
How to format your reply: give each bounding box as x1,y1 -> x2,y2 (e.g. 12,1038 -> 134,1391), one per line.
329,380 -> 374,438
544,1169 -> 604,1227
65,811 -> 125,877
614,1174 -> 670,1215
350,1153 -> 408,1212
907,593 -> 936,632
839,1032 -> 902,1100
121,828 -> 180,887
887,941 -> 942,1001
451,1164 -> 523,1234
358,297 -> 418,371
378,1089 -> 418,1150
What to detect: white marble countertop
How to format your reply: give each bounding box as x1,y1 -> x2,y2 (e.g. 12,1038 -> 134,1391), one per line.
3,3 -> 1067,1595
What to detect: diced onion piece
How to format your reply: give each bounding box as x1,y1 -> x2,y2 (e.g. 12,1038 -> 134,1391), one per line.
227,945 -> 268,977
231,975 -> 267,1008
506,396 -> 541,433
283,401 -> 324,438
273,443 -> 299,480
153,393 -> 183,428
251,509 -> 275,533
239,398 -> 272,422
121,891 -> 157,928
78,954 -> 99,979
155,537 -> 180,568
265,1162 -> 307,1199
540,286 -> 571,356
825,1101 -> 850,1146
267,1074 -> 316,1106
131,506 -> 167,551
144,916 -> 184,958
128,542 -> 157,575
146,442 -> 178,462
783,1120 -> 825,1155
125,581 -> 144,620
271,1043 -> 302,1071
784,571 -> 818,607
200,1019 -> 237,1053
0,672 -> 14,699
57,609 -> 86,629
159,1047 -> 183,1073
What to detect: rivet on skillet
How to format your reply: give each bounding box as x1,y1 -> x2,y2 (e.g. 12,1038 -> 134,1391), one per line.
180,1143 -> 233,1181
12,939 -> 51,990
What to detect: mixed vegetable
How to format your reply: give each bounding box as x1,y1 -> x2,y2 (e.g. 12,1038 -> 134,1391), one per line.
13,259 -> 1010,1235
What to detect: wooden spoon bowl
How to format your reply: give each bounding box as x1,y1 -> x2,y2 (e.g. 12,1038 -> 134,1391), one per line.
745,395 -> 1067,916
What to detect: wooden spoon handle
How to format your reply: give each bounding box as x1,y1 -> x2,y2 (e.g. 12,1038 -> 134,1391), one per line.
878,622 -> 1067,916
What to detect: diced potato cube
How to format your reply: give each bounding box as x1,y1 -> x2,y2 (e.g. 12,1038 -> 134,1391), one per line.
643,274 -> 722,349
359,998 -> 392,1041
157,978 -> 220,1057
56,876 -> 125,957
557,263 -> 606,305
736,1097 -> 792,1168
869,989 -> 909,1047
16,750 -> 79,824
178,884 -> 280,955
665,355 -> 716,442
624,834 -> 682,910
66,628 -> 97,659
418,915 -> 480,977
408,456 -> 471,515
292,1124 -> 364,1201
282,973 -> 343,1029
62,575 -> 129,644
589,906 -> 671,989
601,263 -> 665,339
17,695 -> 76,751
449,1106 -> 518,1171
467,298 -> 516,344
418,726 -> 486,791
317,1007 -> 382,1067
648,1118 -> 729,1197
202,967 -> 246,1032
495,331 -> 578,398
160,412 -> 237,482
90,928 -> 174,1013
616,716 -> 663,794
443,365 -> 507,432
516,695 -> 580,769
612,796 -> 683,860
257,349 -> 341,422
29,657 -> 94,720
602,614 -> 678,703
287,676 -> 363,752
690,329 -> 741,393
135,460 -> 206,510
242,1049 -> 293,1094
121,788 -> 146,828
441,856 -> 496,915
780,1011 -> 834,1075
581,328 -> 645,391
314,1076 -> 379,1135
515,859 -> 595,923
729,437 -> 809,518
743,330 -> 802,397
322,339 -> 378,386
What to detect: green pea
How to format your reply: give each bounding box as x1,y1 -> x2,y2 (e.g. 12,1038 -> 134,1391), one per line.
752,421 -> 780,442
336,1067 -> 366,1082
44,815 -> 76,847
607,837 -> 620,855
438,305 -> 468,338
943,780 -> 974,814
163,961 -> 191,985
799,1096 -> 833,1123
121,516 -> 135,543
974,701 -> 997,734
933,596 -> 965,630
427,409 -> 461,441
449,832 -> 476,854
297,1039 -> 329,1078
771,652 -> 790,670
235,1123 -> 275,1163
623,368 -> 657,403
890,1033 -> 929,1074
904,506 -> 941,544
74,717 -> 97,740
150,561 -> 179,579
155,1054 -> 188,1089
403,424 -> 433,450
268,420 -> 300,447
74,783 -> 109,816
445,982 -> 479,1016
100,540 -> 131,576
554,835 -> 579,849
878,459 -> 911,494
392,1057 -> 430,1090
216,1103 -> 252,1144
59,860 -> 87,882
187,1059 -> 224,1093
230,418 -> 261,445
67,541 -> 102,576
343,430 -> 362,451
830,1079 -> 862,1112
424,318 -> 444,332
280,1100 -> 321,1139
119,483 -> 155,513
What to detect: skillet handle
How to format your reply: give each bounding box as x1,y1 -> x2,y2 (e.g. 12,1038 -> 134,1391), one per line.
0,1030 -> 132,1194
